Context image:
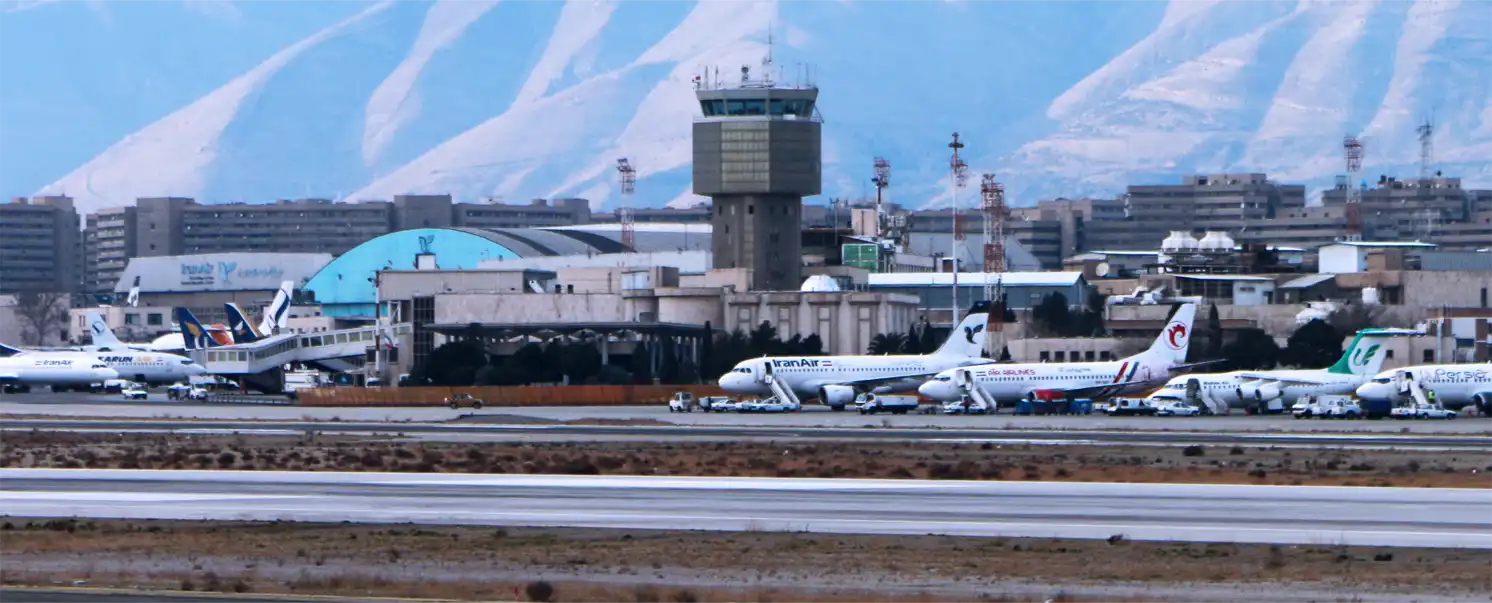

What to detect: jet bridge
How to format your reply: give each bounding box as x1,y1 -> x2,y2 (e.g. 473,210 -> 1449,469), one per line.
188,324 -> 412,391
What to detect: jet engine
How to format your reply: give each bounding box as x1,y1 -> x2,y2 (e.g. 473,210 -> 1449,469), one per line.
1239,382 -> 1281,403
818,385 -> 857,411
1473,392 -> 1491,416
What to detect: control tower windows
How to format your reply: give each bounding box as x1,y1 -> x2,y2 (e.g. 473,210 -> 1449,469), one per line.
700,98 -> 815,118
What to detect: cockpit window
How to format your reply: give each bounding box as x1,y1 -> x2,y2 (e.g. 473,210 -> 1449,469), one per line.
934,375 -> 950,382
180,359 -> 194,365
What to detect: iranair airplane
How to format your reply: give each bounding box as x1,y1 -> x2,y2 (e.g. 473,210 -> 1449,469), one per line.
0,352 -> 118,390
717,302 -> 996,410
1145,328 -> 1400,413
918,303 -> 1198,404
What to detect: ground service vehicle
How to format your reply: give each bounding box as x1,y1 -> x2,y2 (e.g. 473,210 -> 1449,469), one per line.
446,392 -> 484,409
855,393 -> 920,415
1154,401 -> 1200,416
121,387 -> 148,400
1104,398 -> 1158,416
668,392 -> 695,412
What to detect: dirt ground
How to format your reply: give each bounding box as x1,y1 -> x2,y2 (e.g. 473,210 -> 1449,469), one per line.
2,519 -> 1488,602
4,431 -> 1490,487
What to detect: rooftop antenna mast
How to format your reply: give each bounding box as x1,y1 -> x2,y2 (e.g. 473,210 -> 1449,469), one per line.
1417,118 -> 1434,180
980,173 -> 1007,358
947,133 -> 969,328
872,157 -> 891,272
1343,134 -> 1364,240
616,158 -> 636,251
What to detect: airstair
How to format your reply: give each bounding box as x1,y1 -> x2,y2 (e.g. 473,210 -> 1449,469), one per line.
1392,370 -> 1432,407
954,368 -> 998,412
1183,378 -> 1230,415
759,363 -> 802,409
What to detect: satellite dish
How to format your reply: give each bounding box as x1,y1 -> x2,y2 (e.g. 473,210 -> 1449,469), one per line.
1095,262 -> 1111,277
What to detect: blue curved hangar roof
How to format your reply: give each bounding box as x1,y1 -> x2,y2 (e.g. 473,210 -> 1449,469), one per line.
305,225 -> 710,316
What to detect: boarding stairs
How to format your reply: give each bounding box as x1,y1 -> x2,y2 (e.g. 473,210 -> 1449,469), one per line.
759,365 -> 803,409
1183,379 -> 1230,415
954,368 -> 998,412
1392,370 -> 1433,407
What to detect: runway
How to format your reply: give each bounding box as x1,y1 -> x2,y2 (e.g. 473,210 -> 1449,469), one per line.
3,468 -> 1489,549
5,418 -> 1490,450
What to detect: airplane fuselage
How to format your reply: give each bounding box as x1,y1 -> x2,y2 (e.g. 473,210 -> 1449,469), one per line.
719,354 -> 990,397
0,355 -> 118,386
920,357 -> 1169,402
1149,370 -> 1369,409
1355,365 -> 1492,410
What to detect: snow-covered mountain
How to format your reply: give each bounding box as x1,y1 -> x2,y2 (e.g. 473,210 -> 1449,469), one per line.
4,0 -> 1489,217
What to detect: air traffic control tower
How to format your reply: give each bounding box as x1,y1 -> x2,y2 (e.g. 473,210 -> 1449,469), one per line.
692,63 -> 821,291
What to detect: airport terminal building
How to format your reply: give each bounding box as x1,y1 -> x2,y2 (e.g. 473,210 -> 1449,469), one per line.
72,252 -> 332,343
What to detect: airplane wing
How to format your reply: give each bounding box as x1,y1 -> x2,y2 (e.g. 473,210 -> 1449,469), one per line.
1033,380 -> 1153,400
1235,372 -> 1332,386
1168,359 -> 1227,372
801,360 -> 999,392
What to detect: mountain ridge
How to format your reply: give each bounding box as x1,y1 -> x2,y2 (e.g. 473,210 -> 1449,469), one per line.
4,0 -> 1488,217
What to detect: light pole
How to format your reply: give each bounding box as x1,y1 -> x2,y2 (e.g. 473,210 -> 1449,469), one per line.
369,270 -> 384,385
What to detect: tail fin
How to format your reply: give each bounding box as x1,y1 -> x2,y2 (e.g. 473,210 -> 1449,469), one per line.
224,303 -> 264,343
176,307 -> 216,351
933,301 -> 992,357
1142,303 -> 1197,365
258,280 -> 293,335
85,310 -> 125,350
1328,330 -> 1389,376
126,276 -> 140,308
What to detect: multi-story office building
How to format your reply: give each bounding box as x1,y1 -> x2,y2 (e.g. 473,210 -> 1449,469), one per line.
81,195 -> 594,293
1,196 -> 80,293
1320,176 -> 1490,250
1121,173 -> 1307,250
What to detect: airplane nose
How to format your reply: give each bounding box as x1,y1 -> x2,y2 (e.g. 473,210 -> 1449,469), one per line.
918,381 -> 952,401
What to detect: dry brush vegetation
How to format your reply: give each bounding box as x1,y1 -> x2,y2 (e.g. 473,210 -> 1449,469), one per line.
3,431 -> 1490,488
2,519 -> 1489,602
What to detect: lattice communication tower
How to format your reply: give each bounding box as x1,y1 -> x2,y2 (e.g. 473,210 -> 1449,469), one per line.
616,158 -> 637,250
1343,134 -> 1364,238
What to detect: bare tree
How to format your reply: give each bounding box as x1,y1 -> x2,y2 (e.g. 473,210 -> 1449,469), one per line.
13,291 -> 69,346
1328,302 -> 1409,334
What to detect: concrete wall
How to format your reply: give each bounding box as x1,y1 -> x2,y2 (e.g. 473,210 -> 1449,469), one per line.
1007,337 -> 1123,363
722,291 -> 919,355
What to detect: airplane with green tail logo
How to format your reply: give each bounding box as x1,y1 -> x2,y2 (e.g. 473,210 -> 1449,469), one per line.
1146,328 -> 1408,414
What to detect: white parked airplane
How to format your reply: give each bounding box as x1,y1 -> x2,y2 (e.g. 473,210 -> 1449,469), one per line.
1355,364 -> 1492,413
1145,328 -> 1400,413
717,302 -> 995,410
82,310 -> 184,353
0,343 -> 207,387
0,352 -> 118,391
918,304 -> 1198,405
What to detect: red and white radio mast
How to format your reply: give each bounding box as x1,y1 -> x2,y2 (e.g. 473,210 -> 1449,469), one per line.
981,173 -> 1008,356
1343,135 -> 1363,239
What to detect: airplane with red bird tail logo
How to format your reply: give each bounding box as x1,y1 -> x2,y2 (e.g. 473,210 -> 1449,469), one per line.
919,304 -> 1198,403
